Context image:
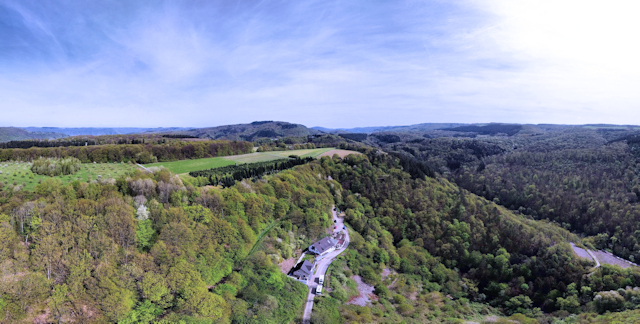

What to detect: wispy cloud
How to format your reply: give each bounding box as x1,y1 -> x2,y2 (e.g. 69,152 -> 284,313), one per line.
0,0 -> 639,127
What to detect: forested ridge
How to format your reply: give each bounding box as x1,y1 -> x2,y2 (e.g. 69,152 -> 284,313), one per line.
365,127 -> 640,263
3,126 -> 640,322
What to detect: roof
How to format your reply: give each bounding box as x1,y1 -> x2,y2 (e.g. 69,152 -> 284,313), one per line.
292,260 -> 314,278
310,236 -> 337,254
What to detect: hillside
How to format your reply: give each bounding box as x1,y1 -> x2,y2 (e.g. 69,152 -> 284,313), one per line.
21,127 -> 189,136
0,127 -> 66,142
182,121 -> 322,141
313,123 -> 467,134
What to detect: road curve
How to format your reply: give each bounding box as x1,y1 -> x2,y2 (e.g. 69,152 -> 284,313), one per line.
586,248 -> 601,269
302,206 -> 350,324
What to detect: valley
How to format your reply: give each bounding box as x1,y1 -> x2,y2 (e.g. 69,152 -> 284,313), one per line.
1,122 -> 640,323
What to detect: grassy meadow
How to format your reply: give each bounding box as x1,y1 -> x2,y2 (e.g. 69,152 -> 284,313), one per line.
145,157 -> 235,174
0,161 -> 136,191
147,148 -> 336,174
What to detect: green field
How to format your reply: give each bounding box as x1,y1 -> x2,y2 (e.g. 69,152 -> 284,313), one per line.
224,147 -> 335,164
146,148 -> 336,174
145,157 -> 235,174
0,161 -> 136,191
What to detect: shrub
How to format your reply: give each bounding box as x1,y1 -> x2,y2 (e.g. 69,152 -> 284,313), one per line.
31,157 -> 82,176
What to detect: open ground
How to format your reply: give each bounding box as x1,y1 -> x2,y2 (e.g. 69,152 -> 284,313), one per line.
0,161 -> 135,191
145,157 -> 234,174
146,148 -> 339,174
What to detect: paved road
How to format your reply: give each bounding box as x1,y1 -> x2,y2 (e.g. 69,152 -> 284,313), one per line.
302,206 -> 350,324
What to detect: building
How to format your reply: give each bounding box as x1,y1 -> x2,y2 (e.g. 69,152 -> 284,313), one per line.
292,260 -> 315,280
334,232 -> 346,249
309,236 -> 338,256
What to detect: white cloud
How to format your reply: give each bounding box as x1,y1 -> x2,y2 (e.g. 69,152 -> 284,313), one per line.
1,0 -> 640,127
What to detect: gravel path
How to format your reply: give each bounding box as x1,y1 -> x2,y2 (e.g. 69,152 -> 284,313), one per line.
570,243 -> 592,260
571,242 -> 638,269
592,250 -> 637,268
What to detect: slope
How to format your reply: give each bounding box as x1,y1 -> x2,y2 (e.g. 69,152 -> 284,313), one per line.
0,127 -> 66,142
182,121 -> 322,141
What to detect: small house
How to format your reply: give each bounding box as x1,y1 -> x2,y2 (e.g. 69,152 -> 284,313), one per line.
309,237 -> 338,256
292,260 -> 315,280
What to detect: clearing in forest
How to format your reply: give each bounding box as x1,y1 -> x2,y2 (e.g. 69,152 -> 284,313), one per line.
146,148 -> 357,174
571,242 -> 638,269
145,157 -> 234,174
223,147 -> 335,164
0,161 -> 135,191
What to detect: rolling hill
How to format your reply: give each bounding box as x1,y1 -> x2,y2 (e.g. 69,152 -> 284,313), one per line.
0,127 -> 66,142
181,121 -> 322,141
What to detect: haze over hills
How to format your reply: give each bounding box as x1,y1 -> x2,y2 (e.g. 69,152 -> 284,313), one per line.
21,127 -> 190,136
0,127 -> 66,142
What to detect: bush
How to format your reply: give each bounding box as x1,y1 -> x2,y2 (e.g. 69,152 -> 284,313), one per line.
31,157 -> 82,176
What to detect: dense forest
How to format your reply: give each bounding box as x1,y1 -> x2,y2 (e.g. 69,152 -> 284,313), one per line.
189,157 -> 315,187
359,126 -> 640,261
368,127 -> 640,264
0,140 -> 253,164
3,124 -> 640,323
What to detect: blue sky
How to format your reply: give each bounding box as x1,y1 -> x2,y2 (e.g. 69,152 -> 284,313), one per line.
1,0 -> 639,128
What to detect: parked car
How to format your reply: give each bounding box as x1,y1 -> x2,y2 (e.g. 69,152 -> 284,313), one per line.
343,226 -> 346,230
334,220 -> 337,223
334,226 -> 337,229
316,285 -> 323,295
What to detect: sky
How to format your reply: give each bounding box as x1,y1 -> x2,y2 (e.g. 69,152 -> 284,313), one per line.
1,0 -> 640,128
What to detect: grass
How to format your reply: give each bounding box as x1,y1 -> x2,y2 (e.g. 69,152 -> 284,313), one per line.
0,161 -> 135,191
223,148 -> 335,164
144,147 -> 346,175
223,153 -> 287,164
145,157 -> 235,174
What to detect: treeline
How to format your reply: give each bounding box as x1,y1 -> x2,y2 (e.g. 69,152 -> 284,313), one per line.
256,142 -> 316,152
190,157 -> 315,187
338,133 -> 368,141
0,139 -> 97,149
162,134 -> 199,139
446,124 -> 523,136
0,137 -> 170,150
0,140 -> 253,164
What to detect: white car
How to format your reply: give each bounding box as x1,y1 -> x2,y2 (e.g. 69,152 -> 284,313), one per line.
316,285 -> 323,295
318,276 -> 324,285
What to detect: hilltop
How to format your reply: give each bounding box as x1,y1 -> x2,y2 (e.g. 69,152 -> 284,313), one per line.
181,121 -> 322,141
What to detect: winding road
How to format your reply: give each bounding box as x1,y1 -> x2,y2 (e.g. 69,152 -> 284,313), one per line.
302,206 -> 350,324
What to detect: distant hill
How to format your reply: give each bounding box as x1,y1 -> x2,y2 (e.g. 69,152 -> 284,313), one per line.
0,127 -> 67,142
21,127 -> 189,136
313,123 -> 467,134
443,123 -> 523,136
181,121 -> 321,141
